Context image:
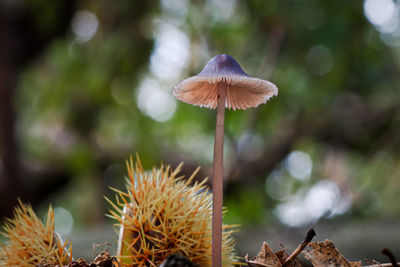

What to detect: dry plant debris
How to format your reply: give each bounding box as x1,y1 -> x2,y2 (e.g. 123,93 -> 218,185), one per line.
0,199 -> 72,266
246,228 -> 399,267
245,238 -> 306,267
54,250 -> 118,267
245,241 -> 282,267
381,247 -> 398,267
302,240 -> 361,267
106,155 -> 239,267
275,248 -> 302,267
283,228 -> 316,266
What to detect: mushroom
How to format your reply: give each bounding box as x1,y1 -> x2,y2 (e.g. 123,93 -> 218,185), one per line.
173,54 -> 278,267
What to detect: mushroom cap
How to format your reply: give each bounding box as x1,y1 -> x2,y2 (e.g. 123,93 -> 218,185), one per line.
172,54 -> 278,110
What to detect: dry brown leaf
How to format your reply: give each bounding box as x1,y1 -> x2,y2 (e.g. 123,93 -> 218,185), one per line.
55,251 -> 117,267
302,240 -> 360,267
246,242 -> 282,267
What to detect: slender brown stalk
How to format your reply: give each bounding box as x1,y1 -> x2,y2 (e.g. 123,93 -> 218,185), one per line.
212,83 -> 227,267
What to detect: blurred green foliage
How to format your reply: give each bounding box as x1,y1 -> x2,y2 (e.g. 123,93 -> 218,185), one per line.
5,0 -> 400,229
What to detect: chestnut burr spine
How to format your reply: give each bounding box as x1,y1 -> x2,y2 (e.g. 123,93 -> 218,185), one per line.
212,82 -> 226,267
107,156 -> 239,266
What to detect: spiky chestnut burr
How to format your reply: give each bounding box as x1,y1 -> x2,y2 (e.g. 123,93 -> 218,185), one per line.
106,156 -> 239,267
0,199 -> 72,267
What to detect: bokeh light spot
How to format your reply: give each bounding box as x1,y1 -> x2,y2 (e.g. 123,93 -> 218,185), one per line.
205,0 -> 237,22
266,169 -> 294,201
137,78 -> 177,122
364,0 -> 399,34
161,0 -> 189,23
275,180 -> 352,227
286,150 -> 313,181
150,22 -> 190,81
71,10 -> 99,43
53,207 -> 74,236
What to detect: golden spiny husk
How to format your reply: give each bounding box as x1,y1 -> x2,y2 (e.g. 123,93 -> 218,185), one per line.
106,155 -> 239,267
0,200 -> 72,267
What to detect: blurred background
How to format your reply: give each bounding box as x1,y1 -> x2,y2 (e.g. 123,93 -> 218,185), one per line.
1,0 -> 399,263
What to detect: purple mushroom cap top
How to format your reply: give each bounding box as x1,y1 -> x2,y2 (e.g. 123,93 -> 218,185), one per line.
197,54 -> 249,77
173,54 -> 278,110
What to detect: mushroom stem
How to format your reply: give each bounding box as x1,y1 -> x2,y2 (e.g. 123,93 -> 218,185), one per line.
212,83 -> 226,267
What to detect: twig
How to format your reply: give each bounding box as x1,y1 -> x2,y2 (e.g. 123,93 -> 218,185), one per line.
365,264 -> 400,267
364,258 -> 382,266
382,247 -> 398,267
282,228 -> 316,266
92,241 -> 112,258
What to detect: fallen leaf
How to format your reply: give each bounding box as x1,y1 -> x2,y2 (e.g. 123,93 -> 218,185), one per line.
302,240 -> 361,267
246,242 -> 282,267
54,251 -> 117,267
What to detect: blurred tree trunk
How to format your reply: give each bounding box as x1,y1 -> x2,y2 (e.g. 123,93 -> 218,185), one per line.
0,1 -> 76,217
0,13 -> 22,217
